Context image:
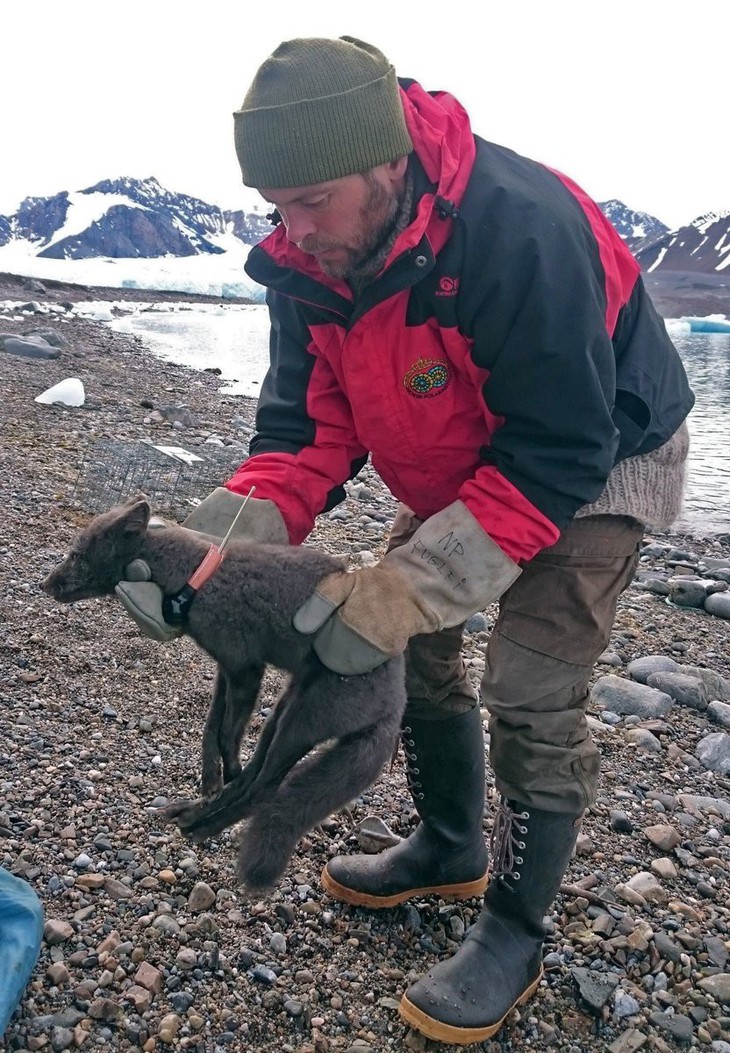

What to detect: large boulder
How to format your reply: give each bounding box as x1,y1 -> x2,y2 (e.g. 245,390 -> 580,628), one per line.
1,335 -> 60,360
592,675 -> 673,719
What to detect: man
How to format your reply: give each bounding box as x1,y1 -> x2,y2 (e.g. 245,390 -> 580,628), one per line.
119,36 -> 693,1045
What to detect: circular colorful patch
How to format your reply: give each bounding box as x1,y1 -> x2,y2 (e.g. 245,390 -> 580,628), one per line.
403,358 -> 451,399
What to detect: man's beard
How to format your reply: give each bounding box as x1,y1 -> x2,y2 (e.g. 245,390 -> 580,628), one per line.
299,175 -> 403,280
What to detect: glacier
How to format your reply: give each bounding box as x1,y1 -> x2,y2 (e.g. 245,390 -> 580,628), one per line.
0,240 -> 265,302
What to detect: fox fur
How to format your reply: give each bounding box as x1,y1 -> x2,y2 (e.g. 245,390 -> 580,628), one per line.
43,497 -> 406,890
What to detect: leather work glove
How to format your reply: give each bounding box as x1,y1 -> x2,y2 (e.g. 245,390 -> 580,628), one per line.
294,500 -> 521,675
180,487 -> 288,544
115,488 -> 288,642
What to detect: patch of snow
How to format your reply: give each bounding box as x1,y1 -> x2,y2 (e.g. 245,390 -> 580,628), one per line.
45,192 -> 147,249
647,246 -> 668,273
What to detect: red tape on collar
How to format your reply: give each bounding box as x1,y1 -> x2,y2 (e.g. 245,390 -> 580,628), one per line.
188,544 -> 224,590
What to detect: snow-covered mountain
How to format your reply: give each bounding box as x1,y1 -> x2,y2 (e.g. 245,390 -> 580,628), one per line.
0,177 -> 273,260
1,177 -> 727,276
597,200 -> 668,249
633,211 -> 730,274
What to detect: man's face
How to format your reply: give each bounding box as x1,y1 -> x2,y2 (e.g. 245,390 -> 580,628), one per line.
259,158 -> 407,279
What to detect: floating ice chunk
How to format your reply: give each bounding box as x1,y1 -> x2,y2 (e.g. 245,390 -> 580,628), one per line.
73,303 -> 115,321
35,377 -> 86,407
681,314 -> 730,334
663,318 -> 691,336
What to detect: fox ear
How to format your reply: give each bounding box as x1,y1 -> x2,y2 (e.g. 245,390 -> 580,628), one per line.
120,498 -> 151,534
124,493 -> 149,506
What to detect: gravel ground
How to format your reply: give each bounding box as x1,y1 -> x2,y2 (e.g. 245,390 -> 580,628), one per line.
1,278 -> 729,1053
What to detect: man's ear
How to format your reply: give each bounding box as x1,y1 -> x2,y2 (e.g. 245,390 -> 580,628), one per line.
120,498 -> 151,534
386,155 -> 409,183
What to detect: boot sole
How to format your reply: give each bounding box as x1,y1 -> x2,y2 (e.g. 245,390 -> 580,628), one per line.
320,865 -> 489,909
398,966 -> 544,1045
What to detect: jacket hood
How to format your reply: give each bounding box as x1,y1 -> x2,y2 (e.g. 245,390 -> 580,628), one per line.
399,79 -> 476,230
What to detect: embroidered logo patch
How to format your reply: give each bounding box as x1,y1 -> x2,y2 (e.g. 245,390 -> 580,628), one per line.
436,275 -> 460,297
404,358 -> 451,398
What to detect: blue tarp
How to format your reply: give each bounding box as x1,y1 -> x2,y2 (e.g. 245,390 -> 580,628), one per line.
0,868 -> 44,1037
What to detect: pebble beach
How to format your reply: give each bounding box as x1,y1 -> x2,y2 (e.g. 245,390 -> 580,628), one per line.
1,272 -> 729,1053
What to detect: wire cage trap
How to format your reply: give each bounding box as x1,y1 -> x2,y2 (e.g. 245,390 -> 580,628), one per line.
72,439 -> 245,521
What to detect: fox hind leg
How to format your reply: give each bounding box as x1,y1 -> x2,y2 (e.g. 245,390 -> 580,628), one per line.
238,723 -> 394,890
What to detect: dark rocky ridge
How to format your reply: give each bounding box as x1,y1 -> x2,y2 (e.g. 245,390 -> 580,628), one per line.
636,212 -> 730,276
0,177 -> 272,261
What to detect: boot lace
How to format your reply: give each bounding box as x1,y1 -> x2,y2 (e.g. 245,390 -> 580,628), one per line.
401,725 -> 425,801
489,798 -> 529,891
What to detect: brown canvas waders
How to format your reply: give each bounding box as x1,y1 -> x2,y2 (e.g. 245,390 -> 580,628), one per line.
322,507 -> 643,1043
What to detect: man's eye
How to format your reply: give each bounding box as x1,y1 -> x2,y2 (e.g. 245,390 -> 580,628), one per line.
305,196 -> 329,210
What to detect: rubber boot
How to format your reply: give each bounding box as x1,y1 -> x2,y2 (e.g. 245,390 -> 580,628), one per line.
399,798 -> 581,1045
321,706 -> 489,908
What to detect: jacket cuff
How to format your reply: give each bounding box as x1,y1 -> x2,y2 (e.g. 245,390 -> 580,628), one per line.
383,500 -> 521,628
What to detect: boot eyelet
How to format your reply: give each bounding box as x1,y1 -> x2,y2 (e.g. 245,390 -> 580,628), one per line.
411,767 -> 420,775
518,841 -> 526,849
515,856 -> 523,864
518,825 -> 528,834
416,792 -> 425,800
513,872 -> 521,880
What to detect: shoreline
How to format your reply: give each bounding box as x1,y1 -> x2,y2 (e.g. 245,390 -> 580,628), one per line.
1,264 -> 728,318
2,286 -> 729,1053
0,268 -> 258,308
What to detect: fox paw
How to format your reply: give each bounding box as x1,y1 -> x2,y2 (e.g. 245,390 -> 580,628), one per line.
155,797 -> 205,826
155,798 -> 229,842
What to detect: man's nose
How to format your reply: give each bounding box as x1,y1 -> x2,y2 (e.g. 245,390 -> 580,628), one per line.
281,209 -> 316,244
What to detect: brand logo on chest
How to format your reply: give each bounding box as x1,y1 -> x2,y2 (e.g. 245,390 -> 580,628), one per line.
436,275 -> 460,297
403,358 -> 452,399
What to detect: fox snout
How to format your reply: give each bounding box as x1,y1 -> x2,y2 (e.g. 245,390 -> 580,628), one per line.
42,565 -> 75,602
42,498 -> 151,605
42,558 -> 95,603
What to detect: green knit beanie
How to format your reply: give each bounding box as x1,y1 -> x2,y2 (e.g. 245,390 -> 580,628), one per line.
233,36 -> 414,189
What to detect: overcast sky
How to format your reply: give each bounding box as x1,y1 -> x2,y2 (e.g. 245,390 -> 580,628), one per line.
2,1 -> 727,230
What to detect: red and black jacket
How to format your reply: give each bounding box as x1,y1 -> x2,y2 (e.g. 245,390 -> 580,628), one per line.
227,78 -> 694,564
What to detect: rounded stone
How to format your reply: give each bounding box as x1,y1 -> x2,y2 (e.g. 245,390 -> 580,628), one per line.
705,592 -> 730,618
187,881 -> 216,912
627,655 -> 678,684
